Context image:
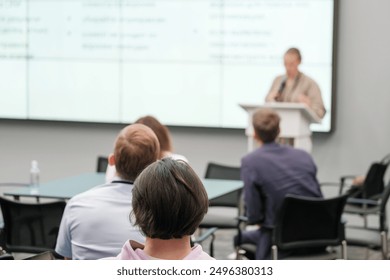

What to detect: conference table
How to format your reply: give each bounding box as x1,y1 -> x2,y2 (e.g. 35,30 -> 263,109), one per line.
4,172 -> 243,201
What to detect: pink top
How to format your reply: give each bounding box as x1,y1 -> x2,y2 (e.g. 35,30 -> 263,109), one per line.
104,240 -> 215,260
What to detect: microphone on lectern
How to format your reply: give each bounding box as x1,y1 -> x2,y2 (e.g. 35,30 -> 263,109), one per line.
275,78 -> 286,101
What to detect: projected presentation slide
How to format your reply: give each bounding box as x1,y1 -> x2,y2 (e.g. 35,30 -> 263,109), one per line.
0,0 -> 334,131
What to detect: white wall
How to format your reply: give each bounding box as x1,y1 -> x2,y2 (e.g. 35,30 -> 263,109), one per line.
312,0 -> 390,182
0,0 -> 390,184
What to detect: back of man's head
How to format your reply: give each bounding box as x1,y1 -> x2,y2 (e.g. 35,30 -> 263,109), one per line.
114,124 -> 160,181
252,109 -> 280,143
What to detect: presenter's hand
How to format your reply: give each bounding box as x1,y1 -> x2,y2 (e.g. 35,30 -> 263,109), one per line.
266,91 -> 278,102
298,94 -> 311,107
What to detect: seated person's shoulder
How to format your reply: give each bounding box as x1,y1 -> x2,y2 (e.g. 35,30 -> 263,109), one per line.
65,183 -> 114,208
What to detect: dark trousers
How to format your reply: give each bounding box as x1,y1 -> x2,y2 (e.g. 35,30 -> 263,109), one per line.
234,228 -> 272,260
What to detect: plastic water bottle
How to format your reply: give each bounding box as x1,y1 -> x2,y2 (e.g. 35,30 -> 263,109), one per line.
30,160 -> 40,194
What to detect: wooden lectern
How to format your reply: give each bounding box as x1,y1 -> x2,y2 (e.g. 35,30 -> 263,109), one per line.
239,103 -> 321,153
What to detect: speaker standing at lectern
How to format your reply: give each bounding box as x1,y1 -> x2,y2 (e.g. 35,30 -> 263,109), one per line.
265,48 -> 326,119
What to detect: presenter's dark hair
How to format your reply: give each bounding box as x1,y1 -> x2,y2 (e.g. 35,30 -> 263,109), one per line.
114,124 -> 160,181
252,108 -> 280,143
135,115 -> 173,158
285,47 -> 302,62
131,158 -> 209,239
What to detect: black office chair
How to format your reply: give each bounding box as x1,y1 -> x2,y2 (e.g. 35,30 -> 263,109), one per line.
96,156 -> 109,173
205,162 -> 241,180
0,196 -> 66,254
236,193 -> 349,260
344,180 -> 390,259
198,162 -> 242,257
0,183 -> 29,248
272,194 -> 349,259
199,162 -> 242,228
339,154 -> 390,228
204,162 -> 242,207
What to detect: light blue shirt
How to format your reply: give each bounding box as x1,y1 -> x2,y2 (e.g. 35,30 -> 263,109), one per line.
55,178 -> 144,259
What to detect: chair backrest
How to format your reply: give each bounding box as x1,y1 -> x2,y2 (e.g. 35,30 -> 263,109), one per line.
362,154 -> 390,199
204,162 -> 241,207
379,180 -> 390,231
205,162 -> 241,180
0,183 -> 30,239
273,193 -> 349,251
0,197 -> 66,253
96,156 -> 109,173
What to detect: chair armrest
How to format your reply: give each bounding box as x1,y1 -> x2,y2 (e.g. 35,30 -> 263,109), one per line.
340,175 -> 358,181
192,227 -> 218,244
236,215 -> 249,223
236,215 -> 252,228
320,182 -> 341,187
237,215 -> 264,225
339,175 -> 363,195
347,197 -> 380,206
